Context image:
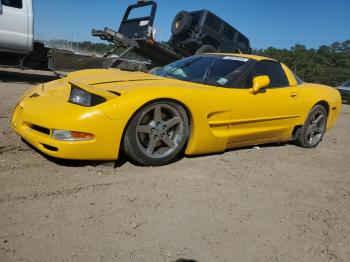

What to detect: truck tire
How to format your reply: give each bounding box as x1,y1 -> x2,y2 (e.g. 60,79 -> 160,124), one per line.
195,45 -> 217,55
171,11 -> 192,36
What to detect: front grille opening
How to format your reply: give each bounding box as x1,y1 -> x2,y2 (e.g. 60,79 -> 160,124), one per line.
41,144 -> 58,152
30,124 -> 50,135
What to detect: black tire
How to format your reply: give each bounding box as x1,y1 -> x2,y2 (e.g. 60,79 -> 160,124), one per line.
171,11 -> 192,36
195,45 -> 217,55
123,101 -> 189,166
233,48 -> 243,54
295,105 -> 328,148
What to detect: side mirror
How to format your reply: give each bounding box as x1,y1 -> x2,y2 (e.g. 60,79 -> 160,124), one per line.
248,75 -> 270,94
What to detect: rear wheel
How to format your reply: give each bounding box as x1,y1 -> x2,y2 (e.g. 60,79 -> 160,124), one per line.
123,101 -> 189,166
295,105 -> 327,148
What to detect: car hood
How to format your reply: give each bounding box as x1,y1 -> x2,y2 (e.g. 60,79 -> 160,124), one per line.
42,69 -> 210,96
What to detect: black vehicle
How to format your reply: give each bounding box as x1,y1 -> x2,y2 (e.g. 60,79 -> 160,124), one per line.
170,10 -> 251,55
92,1 -> 252,71
336,80 -> 350,104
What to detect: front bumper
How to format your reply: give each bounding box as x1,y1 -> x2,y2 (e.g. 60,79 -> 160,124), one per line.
11,104 -> 127,160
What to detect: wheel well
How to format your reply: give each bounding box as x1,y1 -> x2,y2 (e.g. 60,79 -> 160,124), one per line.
315,100 -> 330,115
291,100 -> 330,141
119,98 -> 193,156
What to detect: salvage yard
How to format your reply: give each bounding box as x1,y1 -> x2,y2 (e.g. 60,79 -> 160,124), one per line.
0,70 -> 350,262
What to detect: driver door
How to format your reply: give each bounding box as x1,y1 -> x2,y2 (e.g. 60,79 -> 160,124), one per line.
226,60 -> 303,145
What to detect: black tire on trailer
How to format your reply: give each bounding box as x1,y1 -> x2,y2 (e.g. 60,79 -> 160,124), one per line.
295,104 -> 328,148
123,100 -> 189,166
171,11 -> 192,36
195,45 -> 217,55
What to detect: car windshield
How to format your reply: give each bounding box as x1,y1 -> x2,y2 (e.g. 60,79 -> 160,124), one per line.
151,55 -> 250,87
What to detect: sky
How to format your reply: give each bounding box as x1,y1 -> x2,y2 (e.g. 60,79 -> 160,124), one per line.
34,0 -> 350,49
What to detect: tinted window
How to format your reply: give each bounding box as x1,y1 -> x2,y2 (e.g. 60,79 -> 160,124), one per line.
236,34 -> 250,51
2,0 -> 22,8
151,55 -> 250,87
153,56 -> 215,84
191,11 -> 203,26
245,60 -> 290,88
224,25 -> 236,40
204,58 -> 248,86
205,13 -> 222,32
127,5 -> 152,20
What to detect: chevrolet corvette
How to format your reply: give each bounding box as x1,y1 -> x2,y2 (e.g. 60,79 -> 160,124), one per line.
12,54 -> 341,166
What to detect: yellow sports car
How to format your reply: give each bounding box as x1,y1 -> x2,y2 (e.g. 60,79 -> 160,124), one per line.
12,54 -> 341,166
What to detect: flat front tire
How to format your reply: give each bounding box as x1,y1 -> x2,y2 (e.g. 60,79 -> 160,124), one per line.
123,101 -> 189,166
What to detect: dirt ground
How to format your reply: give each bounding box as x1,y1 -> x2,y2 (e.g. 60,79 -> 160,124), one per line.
0,69 -> 349,262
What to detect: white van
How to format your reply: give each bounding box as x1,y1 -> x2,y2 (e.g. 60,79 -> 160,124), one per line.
0,0 -> 33,54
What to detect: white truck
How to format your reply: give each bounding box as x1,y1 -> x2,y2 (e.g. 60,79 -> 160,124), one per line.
0,0 -> 149,72
0,0 -> 111,72
0,0 -> 50,70
0,0 -> 33,54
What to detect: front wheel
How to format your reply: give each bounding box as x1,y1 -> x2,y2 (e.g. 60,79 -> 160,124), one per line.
295,105 -> 328,148
123,101 -> 189,166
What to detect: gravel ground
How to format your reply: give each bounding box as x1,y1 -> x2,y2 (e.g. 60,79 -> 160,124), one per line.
0,70 -> 349,262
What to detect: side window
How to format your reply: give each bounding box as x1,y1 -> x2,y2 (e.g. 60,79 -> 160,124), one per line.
244,60 -> 290,88
2,0 -> 22,8
224,25 -> 236,41
205,13 -> 222,32
181,57 -> 214,79
127,5 -> 152,20
204,58 -> 247,86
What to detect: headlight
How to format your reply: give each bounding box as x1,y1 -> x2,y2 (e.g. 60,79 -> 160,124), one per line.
68,86 -> 106,107
52,129 -> 94,141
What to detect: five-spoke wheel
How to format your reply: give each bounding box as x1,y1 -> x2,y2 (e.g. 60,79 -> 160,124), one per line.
296,104 -> 328,148
123,101 -> 189,166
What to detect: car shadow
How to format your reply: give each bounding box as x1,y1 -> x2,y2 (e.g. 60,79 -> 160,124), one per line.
0,70 -> 59,84
22,139 -> 118,168
186,142 -> 289,160
22,138 -> 290,169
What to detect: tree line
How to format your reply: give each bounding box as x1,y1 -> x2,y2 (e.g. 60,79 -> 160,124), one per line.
253,40 -> 350,86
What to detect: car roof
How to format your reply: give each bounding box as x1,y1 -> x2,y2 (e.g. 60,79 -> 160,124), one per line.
209,53 -> 277,62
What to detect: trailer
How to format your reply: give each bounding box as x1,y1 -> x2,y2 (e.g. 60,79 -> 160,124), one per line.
0,0 -> 251,73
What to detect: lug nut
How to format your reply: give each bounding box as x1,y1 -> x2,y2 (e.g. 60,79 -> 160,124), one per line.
154,135 -> 158,139
151,128 -> 155,132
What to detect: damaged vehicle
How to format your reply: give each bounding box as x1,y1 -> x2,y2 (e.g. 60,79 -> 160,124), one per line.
12,54 -> 341,166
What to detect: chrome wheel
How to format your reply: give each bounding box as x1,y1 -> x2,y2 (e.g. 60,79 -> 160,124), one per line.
305,112 -> 326,146
295,104 -> 328,148
135,103 -> 185,159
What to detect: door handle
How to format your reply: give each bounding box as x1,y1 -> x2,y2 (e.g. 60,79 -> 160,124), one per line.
290,92 -> 298,98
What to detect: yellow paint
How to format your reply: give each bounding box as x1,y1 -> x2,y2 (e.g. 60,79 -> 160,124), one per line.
12,54 -> 342,160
